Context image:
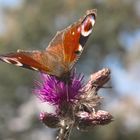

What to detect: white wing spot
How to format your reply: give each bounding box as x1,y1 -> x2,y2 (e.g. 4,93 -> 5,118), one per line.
18,56 -> 22,59
81,26 -> 93,37
81,17 -> 95,37
90,17 -> 95,26
2,57 -> 12,64
72,31 -> 75,35
2,57 -> 23,67
13,61 -> 23,67
30,67 -> 38,71
78,44 -> 83,52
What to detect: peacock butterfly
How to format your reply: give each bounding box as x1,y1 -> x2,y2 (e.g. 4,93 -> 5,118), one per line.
0,9 -> 97,78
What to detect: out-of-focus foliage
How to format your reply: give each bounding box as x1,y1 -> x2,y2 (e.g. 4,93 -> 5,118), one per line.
0,0 -> 140,140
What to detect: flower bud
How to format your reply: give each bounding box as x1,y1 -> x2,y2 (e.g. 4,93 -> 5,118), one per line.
40,112 -> 60,128
75,110 -> 113,131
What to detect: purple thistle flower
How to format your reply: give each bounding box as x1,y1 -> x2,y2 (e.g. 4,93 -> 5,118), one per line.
33,68 -> 113,140
34,70 -> 84,106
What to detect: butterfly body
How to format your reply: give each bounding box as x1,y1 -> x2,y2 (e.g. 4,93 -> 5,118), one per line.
0,9 -> 97,78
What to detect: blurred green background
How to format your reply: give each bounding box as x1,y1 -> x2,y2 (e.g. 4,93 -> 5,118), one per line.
0,0 -> 140,140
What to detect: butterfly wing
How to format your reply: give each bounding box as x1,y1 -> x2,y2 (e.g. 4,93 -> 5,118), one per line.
47,9 -> 97,71
0,49 -> 68,77
0,9 -> 97,78
64,9 -> 96,64
0,51 -> 49,72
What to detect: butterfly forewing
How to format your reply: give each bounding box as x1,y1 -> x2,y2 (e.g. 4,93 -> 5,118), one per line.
46,9 -> 97,74
0,51 -> 49,72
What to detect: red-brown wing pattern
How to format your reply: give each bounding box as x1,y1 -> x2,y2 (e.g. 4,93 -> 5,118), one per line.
46,9 -> 97,71
46,31 -> 69,76
0,51 -> 50,73
0,50 -> 68,77
0,9 -> 97,78
63,9 -> 96,66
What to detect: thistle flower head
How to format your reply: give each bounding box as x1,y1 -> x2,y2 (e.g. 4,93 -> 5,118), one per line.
34,70 -> 84,106
33,68 -> 113,140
